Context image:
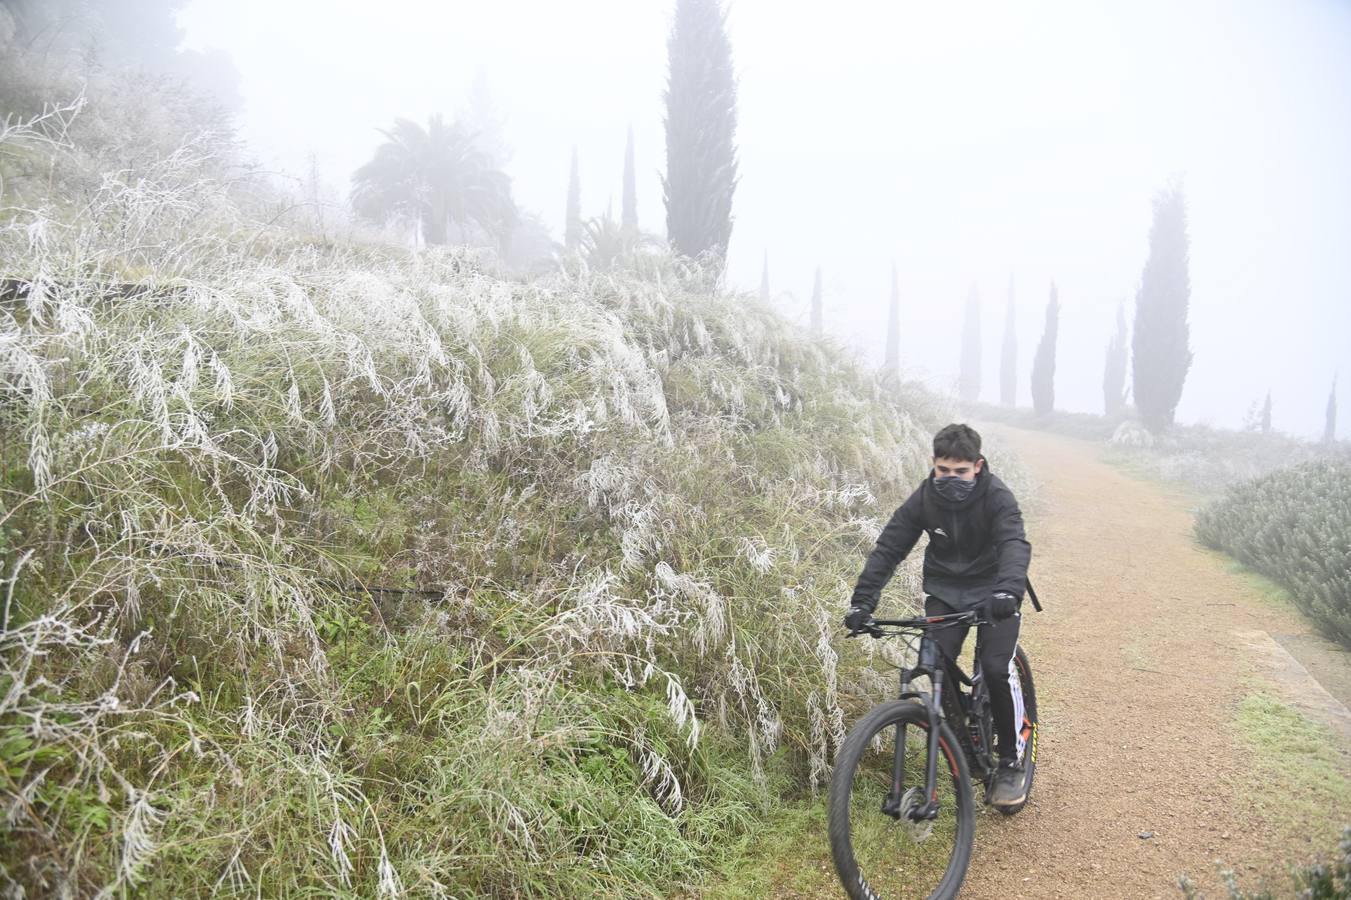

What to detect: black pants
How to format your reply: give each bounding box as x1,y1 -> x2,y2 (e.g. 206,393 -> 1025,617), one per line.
924,596 -> 1021,762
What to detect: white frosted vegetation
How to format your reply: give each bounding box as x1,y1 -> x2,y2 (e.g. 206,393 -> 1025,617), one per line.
0,112 -> 940,896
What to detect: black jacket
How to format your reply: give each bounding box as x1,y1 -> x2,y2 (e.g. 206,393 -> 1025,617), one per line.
851,458 -> 1031,611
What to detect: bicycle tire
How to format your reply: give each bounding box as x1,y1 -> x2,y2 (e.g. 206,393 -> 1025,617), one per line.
995,646 -> 1039,816
828,700 -> 975,900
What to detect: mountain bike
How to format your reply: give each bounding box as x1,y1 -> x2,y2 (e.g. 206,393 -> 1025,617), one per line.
827,608 -> 1040,900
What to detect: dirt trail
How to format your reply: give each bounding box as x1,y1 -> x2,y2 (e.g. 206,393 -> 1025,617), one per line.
955,425 -> 1351,898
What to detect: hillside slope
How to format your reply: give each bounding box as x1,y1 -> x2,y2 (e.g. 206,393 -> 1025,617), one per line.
0,118 -> 945,896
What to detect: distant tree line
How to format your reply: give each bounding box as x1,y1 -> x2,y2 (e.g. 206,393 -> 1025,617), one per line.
941,179 -> 1200,434
937,177 -> 1338,442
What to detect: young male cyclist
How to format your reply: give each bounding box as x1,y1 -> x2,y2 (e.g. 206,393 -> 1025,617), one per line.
843,423 -> 1032,808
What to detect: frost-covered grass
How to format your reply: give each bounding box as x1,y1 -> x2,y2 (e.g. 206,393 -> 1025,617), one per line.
0,109 -> 944,896
1105,422 -> 1349,498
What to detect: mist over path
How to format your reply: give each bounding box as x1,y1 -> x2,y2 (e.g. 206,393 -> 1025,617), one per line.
957,425 -> 1351,898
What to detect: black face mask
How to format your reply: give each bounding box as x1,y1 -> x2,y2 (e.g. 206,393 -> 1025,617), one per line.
934,474 -> 977,502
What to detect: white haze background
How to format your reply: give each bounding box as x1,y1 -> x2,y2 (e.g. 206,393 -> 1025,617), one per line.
180,0 -> 1351,438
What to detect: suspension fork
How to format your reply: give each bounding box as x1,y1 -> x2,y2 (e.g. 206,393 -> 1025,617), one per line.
921,648 -> 945,817
887,635 -> 944,820
890,681 -> 910,810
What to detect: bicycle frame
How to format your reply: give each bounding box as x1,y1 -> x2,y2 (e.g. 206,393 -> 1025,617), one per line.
861,609 -> 986,823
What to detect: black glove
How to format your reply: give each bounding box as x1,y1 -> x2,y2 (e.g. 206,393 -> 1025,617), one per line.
986,591 -> 1019,621
843,604 -> 874,633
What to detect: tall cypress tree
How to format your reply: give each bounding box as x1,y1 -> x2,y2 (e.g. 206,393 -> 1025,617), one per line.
663,0 -> 738,263
1103,300 -> 1129,416
622,125 -> 638,232
959,284 -> 981,403
1031,283 -> 1060,415
999,276 -> 1016,407
759,251 -> 770,304
1325,375 -> 1338,443
1133,180 -> 1192,433
884,262 -> 900,374
565,146 -> 582,251
810,267 -> 823,334
1261,390 -> 1272,435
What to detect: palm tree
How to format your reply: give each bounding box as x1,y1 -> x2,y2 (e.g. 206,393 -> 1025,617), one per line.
580,210 -> 660,270
351,114 -> 516,247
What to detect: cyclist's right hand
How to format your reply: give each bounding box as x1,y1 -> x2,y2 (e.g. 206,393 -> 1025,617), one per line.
843,604 -> 874,634
985,591 -> 1019,621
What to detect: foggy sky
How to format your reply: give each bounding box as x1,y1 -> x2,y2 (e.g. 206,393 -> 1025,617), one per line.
180,0 -> 1351,438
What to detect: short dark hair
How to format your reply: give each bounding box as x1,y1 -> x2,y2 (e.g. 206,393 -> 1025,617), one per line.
933,423 -> 982,461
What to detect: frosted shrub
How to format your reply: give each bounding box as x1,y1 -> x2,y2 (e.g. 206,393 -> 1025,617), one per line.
1110,419 -> 1154,448
1196,461 -> 1351,647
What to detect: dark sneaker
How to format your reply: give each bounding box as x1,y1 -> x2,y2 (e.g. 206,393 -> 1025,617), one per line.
988,760 -> 1027,808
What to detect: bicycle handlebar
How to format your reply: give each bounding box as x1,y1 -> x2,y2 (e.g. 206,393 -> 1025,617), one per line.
846,608 -> 988,638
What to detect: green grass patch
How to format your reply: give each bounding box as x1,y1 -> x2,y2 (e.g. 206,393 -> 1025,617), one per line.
699,800 -> 838,899
1234,692 -> 1351,839
1209,553 -> 1301,617
1174,695 -> 1351,898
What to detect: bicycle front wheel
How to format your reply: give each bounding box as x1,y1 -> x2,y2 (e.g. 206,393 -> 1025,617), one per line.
828,700 -> 975,900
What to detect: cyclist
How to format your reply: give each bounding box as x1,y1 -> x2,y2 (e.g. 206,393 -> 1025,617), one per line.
844,423 -> 1032,808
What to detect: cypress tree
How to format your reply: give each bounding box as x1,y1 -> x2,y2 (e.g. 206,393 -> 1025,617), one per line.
884,262 -> 900,374
663,0 -> 738,263
1133,180 -> 1192,433
759,251 -> 770,304
1325,376 -> 1338,443
811,267 -> 823,334
1104,300 -> 1129,416
959,284 -> 981,403
1031,283 -> 1060,415
999,276 -> 1016,407
1261,391 -> 1272,435
565,146 -> 582,251
622,125 -> 638,232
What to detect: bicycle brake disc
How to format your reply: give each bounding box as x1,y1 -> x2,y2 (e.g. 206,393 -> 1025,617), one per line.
898,787 -> 934,842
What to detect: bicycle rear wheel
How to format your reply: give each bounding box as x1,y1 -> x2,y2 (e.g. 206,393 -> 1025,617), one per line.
828,700 -> 975,900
